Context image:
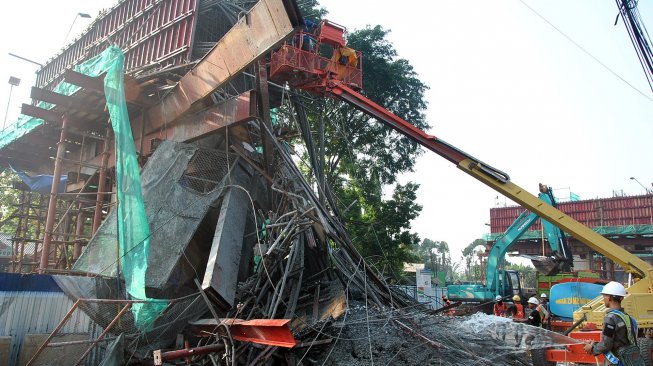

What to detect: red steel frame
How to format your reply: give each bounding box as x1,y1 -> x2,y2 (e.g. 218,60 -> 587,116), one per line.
36,0 -> 198,89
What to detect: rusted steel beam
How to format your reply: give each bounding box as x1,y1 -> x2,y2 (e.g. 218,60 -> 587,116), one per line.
63,69 -> 105,93
39,115 -> 69,272
153,344 -> 226,365
30,87 -> 73,107
135,91 -> 257,156
21,104 -> 62,123
256,59 -> 275,180
30,87 -> 109,118
146,0 -> 302,128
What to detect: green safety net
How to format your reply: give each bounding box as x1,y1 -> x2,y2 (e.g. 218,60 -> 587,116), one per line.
1,46 -> 167,329
1,72 -> 81,148
79,46 -> 167,331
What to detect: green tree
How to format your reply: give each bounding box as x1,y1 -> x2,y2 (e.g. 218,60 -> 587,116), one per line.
286,3 -> 430,280
0,170 -> 22,235
345,182 -> 422,281
505,260 -> 537,290
461,239 -> 486,282
416,238 -> 452,282
321,25 -> 430,192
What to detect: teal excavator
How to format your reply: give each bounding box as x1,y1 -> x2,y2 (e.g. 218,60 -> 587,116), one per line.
446,184 -> 574,304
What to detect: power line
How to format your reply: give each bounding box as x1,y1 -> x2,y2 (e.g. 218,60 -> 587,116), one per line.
518,0 -> 653,103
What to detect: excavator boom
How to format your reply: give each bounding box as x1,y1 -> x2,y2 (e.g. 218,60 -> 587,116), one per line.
329,80 -> 652,284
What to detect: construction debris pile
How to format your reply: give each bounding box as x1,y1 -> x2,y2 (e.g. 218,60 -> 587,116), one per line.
0,0 -> 592,365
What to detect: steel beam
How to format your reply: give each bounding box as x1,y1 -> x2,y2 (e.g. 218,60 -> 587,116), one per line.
21,104 -> 62,123
30,87 -> 109,118
256,59 -> 275,180
135,91 -> 257,156
154,344 -> 226,365
190,318 -> 297,348
146,0 -> 302,128
63,69 -> 105,93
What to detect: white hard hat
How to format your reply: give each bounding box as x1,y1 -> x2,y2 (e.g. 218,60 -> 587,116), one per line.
600,281 -> 627,297
495,295 -> 502,301
527,297 -> 540,305
540,293 -> 547,298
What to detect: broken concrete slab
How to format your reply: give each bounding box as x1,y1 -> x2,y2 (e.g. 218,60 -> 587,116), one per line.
202,165 -> 253,309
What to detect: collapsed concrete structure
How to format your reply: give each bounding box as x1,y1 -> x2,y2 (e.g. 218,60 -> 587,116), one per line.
0,0 -> 424,364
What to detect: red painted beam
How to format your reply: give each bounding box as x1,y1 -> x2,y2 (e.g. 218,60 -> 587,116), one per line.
190,318 -> 297,348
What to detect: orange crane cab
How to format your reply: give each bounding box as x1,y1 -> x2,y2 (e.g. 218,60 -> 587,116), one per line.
270,20 -> 362,95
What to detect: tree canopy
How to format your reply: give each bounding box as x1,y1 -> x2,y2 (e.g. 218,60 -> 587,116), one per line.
289,2 -> 431,281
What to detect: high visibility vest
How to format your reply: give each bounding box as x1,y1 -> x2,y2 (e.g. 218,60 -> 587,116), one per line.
536,304 -> 549,324
515,304 -> 525,319
604,309 -> 639,365
494,302 -> 507,316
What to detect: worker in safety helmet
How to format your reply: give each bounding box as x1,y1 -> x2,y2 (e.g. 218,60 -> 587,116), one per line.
537,293 -> 550,329
522,297 -> 543,346
494,295 -> 507,317
526,297 -> 542,327
506,295 -> 525,320
583,281 -> 644,365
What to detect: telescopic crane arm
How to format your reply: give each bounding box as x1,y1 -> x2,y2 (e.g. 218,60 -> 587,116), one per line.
328,79 -> 653,289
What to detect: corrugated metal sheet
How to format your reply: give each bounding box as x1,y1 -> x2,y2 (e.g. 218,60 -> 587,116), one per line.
0,291 -> 102,366
489,194 -> 653,233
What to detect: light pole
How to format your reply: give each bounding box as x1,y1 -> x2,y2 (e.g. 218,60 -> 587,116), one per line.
62,12 -> 92,46
3,76 -> 21,130
630,177 -> 652,194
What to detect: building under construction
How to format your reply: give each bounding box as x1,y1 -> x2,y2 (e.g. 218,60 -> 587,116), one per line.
486,193 -> 653,280
0,0 -> 652,365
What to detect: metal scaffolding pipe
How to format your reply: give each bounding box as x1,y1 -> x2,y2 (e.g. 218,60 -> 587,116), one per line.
93,125 -> 111,234
73,202 -> 85,260
39,116 -> 68,272
153,344 -> 226,365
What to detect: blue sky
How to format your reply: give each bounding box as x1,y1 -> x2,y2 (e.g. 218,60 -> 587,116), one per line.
1,0 -> 652,264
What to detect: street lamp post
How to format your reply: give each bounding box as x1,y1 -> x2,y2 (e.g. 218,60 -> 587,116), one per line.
3,76 -> 21,130
630,177 -> 652,194
62,12 -> 92,46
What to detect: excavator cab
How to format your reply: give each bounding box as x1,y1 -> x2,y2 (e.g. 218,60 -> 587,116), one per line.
269,20 -> 363,95
502,270 -> 523,299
